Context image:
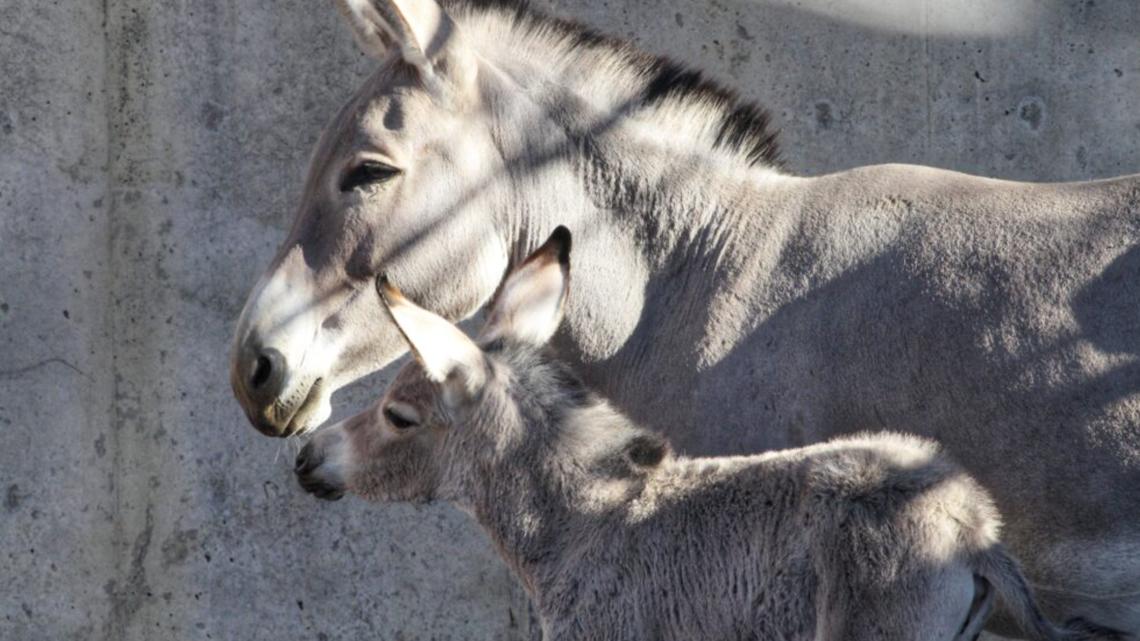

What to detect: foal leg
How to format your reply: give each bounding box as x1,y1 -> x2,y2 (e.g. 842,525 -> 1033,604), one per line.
816,562 -> 979,641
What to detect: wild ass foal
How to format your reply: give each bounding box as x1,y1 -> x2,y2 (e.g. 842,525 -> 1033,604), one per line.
296,230 -> 1080,641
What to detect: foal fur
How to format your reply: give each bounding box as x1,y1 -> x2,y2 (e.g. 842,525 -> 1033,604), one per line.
296,231 -> 1087,641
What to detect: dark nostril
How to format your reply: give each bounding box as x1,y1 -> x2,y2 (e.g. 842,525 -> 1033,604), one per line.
250,354 -> 273,390
237,345 -> 286,405
295,442 -> 319,474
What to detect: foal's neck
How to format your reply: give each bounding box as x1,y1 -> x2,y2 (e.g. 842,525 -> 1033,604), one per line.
464,467 -> 566,603
464,402 -> 638,606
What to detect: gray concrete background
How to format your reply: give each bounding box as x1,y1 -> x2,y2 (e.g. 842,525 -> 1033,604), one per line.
1,0 -> 1137,639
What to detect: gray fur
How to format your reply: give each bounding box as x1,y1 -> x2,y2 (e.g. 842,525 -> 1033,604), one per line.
234,1 -> 1140,634
295,255 -> 1083,641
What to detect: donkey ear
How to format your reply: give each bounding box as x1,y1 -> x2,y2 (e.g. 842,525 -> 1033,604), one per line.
333,0 -> 473,93
481,227 -> 572,346
378,276 -> 486,404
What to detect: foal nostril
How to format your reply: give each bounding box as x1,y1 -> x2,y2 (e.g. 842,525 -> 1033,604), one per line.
250,355 -> 272,390
295,442 -> 318,474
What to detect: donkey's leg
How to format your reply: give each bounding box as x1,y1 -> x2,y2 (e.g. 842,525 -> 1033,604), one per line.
1019,536 -> 1140,641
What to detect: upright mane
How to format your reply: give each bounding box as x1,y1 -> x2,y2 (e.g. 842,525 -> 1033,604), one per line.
441,0 -> 782,170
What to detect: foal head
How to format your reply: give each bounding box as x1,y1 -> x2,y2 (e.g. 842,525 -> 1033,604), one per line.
295,227 -> 669,505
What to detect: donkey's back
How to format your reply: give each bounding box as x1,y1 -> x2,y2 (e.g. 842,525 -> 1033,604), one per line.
595,432 -> 1084,641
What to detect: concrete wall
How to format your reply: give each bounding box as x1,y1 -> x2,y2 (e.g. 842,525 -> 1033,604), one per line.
1,1 -> 1136,639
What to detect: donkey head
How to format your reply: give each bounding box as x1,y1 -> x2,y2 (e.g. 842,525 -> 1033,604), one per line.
295,227 -> 577,503
231,0 -> 515,437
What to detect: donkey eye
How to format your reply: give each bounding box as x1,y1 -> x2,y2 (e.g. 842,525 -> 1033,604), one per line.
383,404 -> 420,430
340,161 -> 401,192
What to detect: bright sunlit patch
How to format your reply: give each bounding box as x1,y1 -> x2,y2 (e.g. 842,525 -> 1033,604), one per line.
760,0 -> 1045,37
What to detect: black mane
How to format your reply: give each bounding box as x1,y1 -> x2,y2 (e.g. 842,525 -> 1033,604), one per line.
443,0 -> 782,169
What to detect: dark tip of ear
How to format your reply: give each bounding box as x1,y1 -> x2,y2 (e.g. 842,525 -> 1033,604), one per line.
548,226 -> 572,266
627,433 -> 670,468
524,227 -> 573,269
376,273 -> 405,307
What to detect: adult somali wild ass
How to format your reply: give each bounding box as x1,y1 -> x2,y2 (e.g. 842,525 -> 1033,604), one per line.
295,229 -> 1091,641
230,0 -> 1140,634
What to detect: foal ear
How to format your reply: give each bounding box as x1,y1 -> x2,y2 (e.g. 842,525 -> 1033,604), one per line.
482,227 -> 572,346
333,0 -> 473,94
378,276 -> 486,403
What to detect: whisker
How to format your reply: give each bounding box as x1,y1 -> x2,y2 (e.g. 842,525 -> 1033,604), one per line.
289,436 -> 305,457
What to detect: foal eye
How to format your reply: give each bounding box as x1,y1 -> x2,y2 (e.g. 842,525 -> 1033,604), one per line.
383,404 -> 420,430
340,161 -> 401,192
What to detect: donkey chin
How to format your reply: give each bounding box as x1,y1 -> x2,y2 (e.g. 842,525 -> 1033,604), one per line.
276,376 -> 332,437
